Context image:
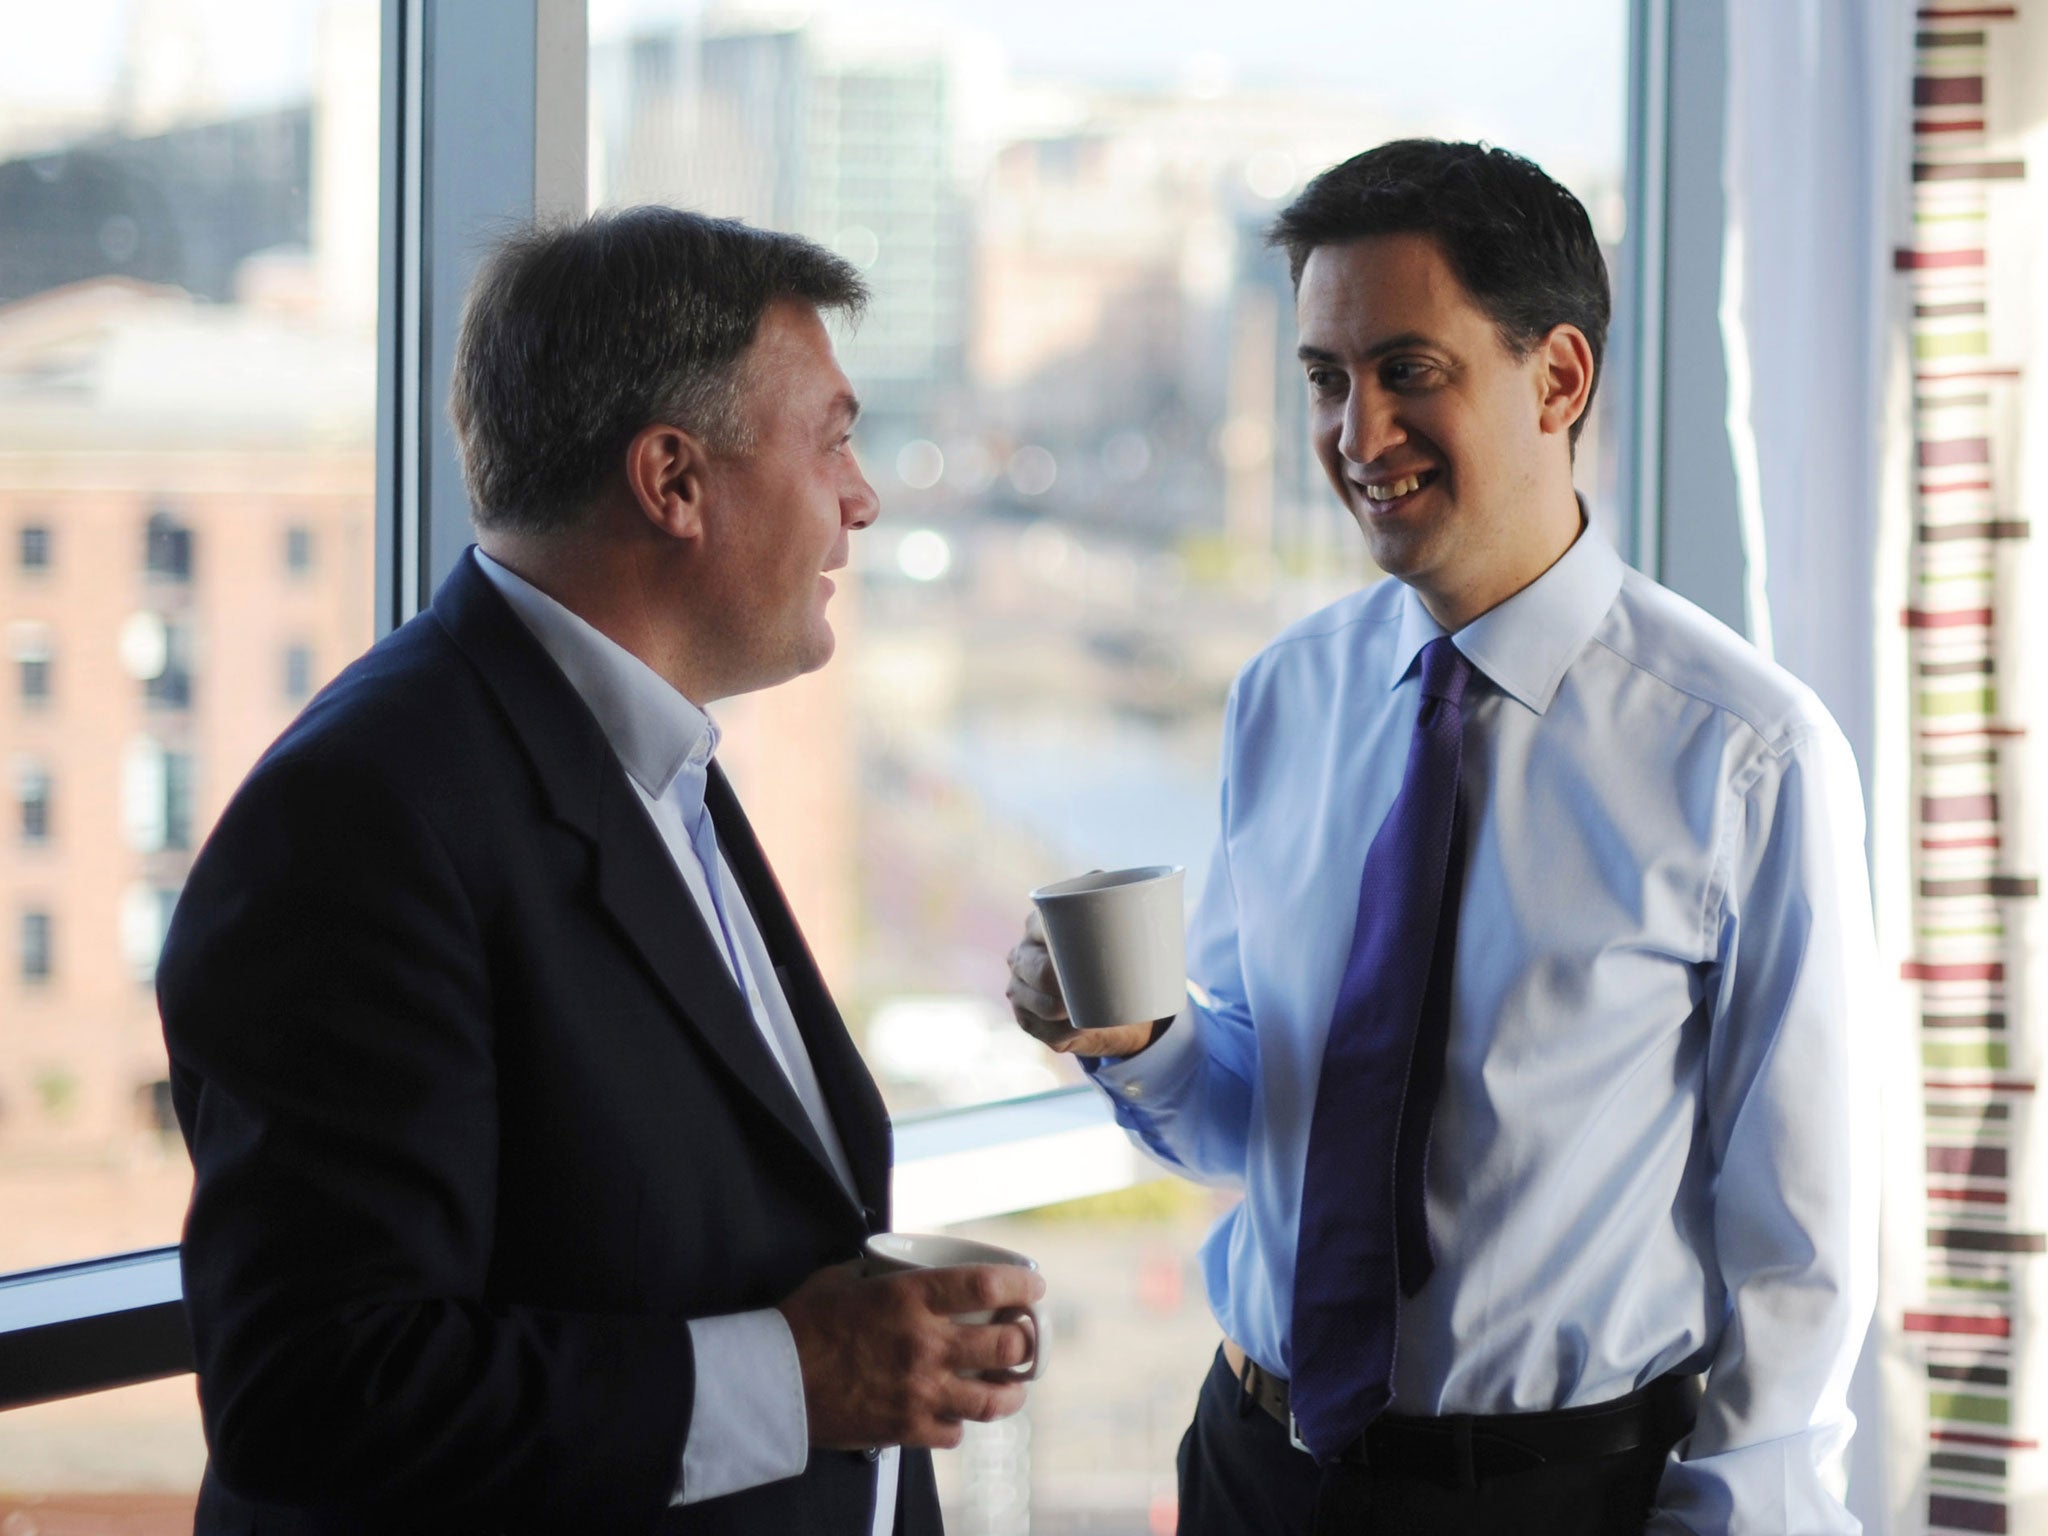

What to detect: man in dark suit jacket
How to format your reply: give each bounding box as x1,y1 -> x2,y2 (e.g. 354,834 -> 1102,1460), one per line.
158,208 -> 1039,1534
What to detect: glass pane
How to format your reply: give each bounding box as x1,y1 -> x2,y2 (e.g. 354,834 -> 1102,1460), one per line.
937,1189 -> 1229,1535
588,6 -> 1630,1528
586,0 -> 1630,1108
0,0 -> 380,1488
0,1377 -> 204,1524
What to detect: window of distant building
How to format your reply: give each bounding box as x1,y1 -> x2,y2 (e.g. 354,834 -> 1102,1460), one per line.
284,642 -> 314,704
18,524 -> 51,573
143,619 -> 193,710
17,763 -> 51,847
164,751 -> 193,850
285,524 -> 315,576
144,507 -> 193,581
12,624 -> 52,708
122,740 -> 195,853
121,884 -> 181,983
20,909 -> 52,984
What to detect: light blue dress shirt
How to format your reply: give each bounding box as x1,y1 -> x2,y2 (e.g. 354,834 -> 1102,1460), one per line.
1091,524 -> 1878,1534
473,550 -> 899,1532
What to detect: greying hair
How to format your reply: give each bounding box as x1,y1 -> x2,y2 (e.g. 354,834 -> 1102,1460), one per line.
449,207 -> 868,534
1269,140 -> 1609,447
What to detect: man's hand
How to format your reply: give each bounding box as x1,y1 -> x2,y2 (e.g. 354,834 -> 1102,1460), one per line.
778,1262 -> 1044,1450
1006,908 -> 1161,1058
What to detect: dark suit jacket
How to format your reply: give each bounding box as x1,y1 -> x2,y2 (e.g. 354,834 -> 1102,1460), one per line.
159,552 -> 938,1535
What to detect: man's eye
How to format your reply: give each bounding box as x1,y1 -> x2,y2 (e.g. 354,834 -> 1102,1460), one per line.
1306,369 -> 1345,395
1384,360 -> 1433,388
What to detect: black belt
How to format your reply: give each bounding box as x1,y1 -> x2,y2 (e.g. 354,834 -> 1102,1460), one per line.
1222,1339 -> 1699,1485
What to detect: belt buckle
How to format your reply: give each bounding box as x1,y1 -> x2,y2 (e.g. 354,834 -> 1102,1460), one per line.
1289,1412 -> 1311,1456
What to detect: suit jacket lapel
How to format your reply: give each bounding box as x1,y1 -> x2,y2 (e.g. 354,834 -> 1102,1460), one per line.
708,763 -> 894,1226
429,553 -> 856,1211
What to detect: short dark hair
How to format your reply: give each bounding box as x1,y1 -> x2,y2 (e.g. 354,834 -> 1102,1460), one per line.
1269,140 -> 1609,445
450,207 -> 868,533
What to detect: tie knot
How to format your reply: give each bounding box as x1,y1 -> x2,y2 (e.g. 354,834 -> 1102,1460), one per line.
1418,636 -> 1470,706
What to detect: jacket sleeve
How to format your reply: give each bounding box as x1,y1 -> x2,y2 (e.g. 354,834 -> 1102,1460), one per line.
160,750 -> 700,1530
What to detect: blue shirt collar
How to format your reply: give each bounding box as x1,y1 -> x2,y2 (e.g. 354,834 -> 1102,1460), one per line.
470,547 -> 717,801
1385,511 -> 1626,715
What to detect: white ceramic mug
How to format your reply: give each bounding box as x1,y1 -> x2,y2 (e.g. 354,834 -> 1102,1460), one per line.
861,1231 -> 1045,1383
1029,865 -> 1187,1033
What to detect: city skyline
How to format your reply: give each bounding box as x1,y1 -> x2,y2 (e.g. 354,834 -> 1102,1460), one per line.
3,0 -> 1629,199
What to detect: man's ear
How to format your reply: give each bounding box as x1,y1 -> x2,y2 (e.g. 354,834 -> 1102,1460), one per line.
1535,324 -> 1595,440
623,422 -> 715,541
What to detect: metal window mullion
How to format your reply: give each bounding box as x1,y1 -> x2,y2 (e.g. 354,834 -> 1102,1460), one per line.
1623,0 -> 1672,579
377,1 -> 588,633
375,0 -> 427,637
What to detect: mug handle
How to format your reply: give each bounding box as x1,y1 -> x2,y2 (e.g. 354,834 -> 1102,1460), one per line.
981,1304 -> 1044,1384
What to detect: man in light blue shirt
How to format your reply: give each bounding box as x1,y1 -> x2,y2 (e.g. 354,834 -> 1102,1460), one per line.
1008,140 -> 1876,1535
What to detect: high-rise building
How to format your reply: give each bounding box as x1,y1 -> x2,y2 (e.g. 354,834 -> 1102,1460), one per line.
597,12 -> 980,430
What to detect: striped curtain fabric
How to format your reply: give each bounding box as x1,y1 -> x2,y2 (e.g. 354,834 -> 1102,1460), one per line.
1891,5 -> 2042,1533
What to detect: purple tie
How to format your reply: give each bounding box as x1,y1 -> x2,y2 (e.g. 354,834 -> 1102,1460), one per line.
1288,634 -> 1472,1463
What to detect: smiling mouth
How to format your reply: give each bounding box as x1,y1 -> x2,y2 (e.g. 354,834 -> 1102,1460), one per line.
1358,468 -> 1440,509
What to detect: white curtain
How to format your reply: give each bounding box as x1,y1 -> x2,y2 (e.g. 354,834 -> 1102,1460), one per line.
1720,0 -> 1912,769
1721,2 -> 2048,1533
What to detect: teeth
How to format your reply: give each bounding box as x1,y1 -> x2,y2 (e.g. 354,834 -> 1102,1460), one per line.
1365,473 -> 1424,502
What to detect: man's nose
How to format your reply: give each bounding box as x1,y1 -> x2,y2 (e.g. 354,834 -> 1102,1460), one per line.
844,461 -> 880,529
1339,388 -> 1403,467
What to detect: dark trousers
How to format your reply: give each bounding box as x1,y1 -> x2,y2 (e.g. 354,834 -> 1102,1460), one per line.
1175,1348 -> 1677,1536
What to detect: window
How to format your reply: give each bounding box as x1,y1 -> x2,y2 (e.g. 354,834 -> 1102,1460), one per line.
591,5 -> 1631,1529
284,525 -> 314,576
12,623 -> 52,706
163,751 -> 194,852
0,2 -> 1666,1524
143,509 -> 193,581
142,619 -> 193,711
122,740 -> 194,854
17,762 -> 50,846
120,884 -> 181,983
0,1 -> 376,1329
19,655 -> 49,706
19,910 -> 51,984
283,642 -> 314,704
17,524 -> 49,572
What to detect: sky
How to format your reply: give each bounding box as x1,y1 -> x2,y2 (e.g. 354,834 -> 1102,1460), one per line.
590,0 -> 1631,182
1,0 -> 320,113
2,0 -> 1628,185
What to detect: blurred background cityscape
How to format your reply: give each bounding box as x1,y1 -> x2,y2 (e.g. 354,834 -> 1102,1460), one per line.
0,1 -> 1624,1528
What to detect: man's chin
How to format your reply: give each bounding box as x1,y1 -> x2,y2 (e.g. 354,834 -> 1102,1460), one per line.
796,624 -> 837,676
1355,523 -> 1424,581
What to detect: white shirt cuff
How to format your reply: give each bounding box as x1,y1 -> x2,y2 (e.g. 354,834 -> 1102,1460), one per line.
1087,1000 -> 1203,1104
673,1308 -> 811,1504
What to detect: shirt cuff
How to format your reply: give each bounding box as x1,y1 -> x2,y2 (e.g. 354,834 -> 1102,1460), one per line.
1085,1000 -> 1203,1106
674,1308 -> 810,1505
